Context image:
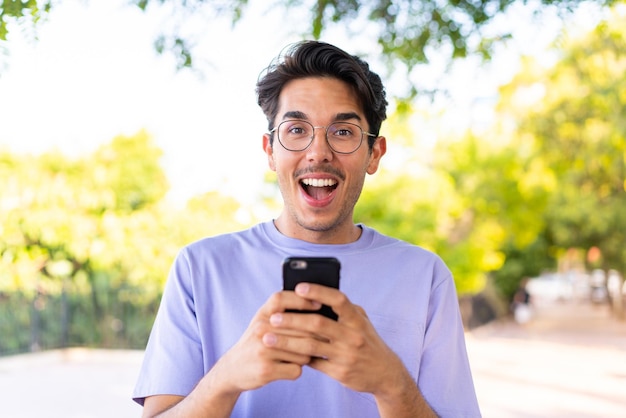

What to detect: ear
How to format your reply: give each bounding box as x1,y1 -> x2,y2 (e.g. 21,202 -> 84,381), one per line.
366,136 -> 386,175
263,133 -> 276,171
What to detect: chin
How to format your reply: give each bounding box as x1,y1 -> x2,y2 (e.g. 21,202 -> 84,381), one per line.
295,213 -> 346,234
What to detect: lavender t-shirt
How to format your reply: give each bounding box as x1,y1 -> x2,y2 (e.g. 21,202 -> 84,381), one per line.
133,221 -> 481,417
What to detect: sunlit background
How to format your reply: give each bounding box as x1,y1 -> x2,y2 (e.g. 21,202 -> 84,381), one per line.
1,0 -> 625,417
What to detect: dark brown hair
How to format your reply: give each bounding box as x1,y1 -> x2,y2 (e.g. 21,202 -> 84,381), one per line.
256,41 -> 387,150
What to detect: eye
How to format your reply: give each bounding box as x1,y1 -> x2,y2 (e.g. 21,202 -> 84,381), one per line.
329,123 -> 357,138
289,126 -> 306,135
281,121 -> 311,138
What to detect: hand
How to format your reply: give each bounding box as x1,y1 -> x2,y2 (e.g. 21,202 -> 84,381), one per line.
141,292 -> 326,418
208,290 -> 323,395
265,283 -> 410,397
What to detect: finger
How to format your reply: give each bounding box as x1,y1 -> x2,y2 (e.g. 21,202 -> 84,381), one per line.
270,361 -> 304,381
269,311 -> 336,344
254,357 -> 304,383
263,331 -> 329,359
308,355 -> 333,372
294,283 -> 358,322
262,332 -> 314,365
261,291 -> 322,317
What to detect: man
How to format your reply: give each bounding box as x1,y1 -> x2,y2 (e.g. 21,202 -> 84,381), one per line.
133,40 -> 481,417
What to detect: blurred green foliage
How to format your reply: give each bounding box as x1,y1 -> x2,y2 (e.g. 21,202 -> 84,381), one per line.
0,131 -> 250,355
358,8 -> 626,298
495,7 -> 626,282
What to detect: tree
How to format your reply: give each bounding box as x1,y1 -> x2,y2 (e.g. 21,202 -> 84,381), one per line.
0,129 -> 257,353
0,0 -> 50,40
493,6 -> 626,299
1,0 -> 617,76
353,110 -> 528,295
91,130 -> 169,212
435,130 -> 556,297
0,131 -> 169,350
1,133 -> 147,338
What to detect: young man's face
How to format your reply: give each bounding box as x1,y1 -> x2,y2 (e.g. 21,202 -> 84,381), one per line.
263,77 -> 386,244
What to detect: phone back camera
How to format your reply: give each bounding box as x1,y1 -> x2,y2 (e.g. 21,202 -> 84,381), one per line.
290,260 -> 308,270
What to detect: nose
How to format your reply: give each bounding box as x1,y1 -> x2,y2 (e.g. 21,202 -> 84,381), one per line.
306,126 -> 334,162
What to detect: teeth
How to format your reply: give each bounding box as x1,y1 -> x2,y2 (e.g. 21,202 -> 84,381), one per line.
302,178 -> 337,187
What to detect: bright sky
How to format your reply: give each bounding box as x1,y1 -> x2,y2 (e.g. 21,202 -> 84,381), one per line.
0,0 -> 295,205
0,0 -> 603,205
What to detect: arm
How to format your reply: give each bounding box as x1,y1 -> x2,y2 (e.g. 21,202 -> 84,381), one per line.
265,283 -> 439,418
141,291 -> 322,417
141,367 -> 242,418
371,357 -> 439,418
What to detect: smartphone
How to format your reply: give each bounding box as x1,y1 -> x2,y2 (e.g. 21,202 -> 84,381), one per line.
282,257 -> 340,320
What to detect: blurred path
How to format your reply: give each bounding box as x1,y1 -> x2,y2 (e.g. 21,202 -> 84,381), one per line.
0,299 -> 624,417
467,299 -> 626,417
0,349 -> 143,418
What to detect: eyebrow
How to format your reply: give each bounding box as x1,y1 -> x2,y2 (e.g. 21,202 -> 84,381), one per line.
280,111 -> 363,123
282,111 -> 308,120
334,112 -> 363,122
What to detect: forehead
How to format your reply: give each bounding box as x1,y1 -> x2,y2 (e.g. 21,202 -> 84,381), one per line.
276,77 -> 364,121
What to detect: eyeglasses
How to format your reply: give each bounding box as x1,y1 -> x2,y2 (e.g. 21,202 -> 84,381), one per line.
269,120 -> 376,154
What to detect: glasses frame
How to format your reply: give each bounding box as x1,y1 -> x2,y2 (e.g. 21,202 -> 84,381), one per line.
269,119 -> 377,154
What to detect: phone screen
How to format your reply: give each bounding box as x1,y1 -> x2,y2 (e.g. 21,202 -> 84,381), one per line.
282,257 -> 340,320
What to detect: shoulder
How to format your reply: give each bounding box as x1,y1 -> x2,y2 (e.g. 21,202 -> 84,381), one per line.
183,223 -> 268,255
363,225 -> 445,259
357,225 -> 452,281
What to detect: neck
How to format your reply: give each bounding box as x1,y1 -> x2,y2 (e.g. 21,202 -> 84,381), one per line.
273,217 -> 362,245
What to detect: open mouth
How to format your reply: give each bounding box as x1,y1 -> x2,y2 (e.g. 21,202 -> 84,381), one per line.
300,178 -> 338,201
